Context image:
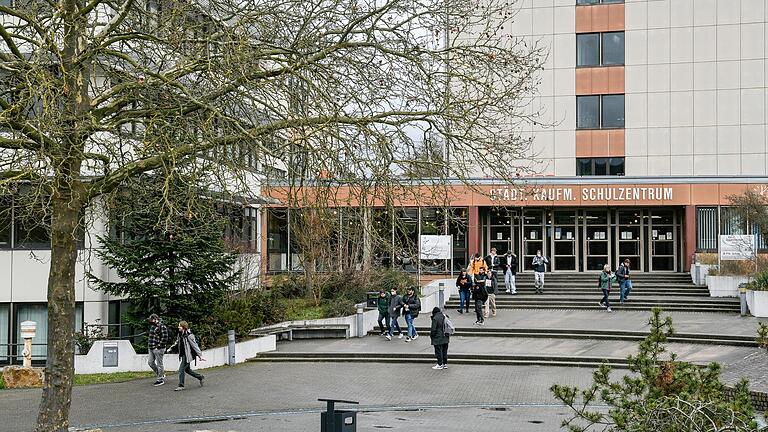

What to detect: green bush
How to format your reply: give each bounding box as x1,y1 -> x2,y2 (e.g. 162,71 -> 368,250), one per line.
747,271 -> 768,291
0,373 -> 5,390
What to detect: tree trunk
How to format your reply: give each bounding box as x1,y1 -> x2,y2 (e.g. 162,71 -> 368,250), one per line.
36,194 -> 82,432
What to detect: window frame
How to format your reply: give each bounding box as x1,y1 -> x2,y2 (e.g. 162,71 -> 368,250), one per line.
576,31 -> 625,67
576,157 -> 626,176
576,94 -> 625,130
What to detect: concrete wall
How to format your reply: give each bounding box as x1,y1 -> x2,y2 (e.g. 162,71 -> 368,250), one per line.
74,336 -> 276,374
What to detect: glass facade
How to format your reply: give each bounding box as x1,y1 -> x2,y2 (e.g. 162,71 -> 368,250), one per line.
576,32 -> 624,67
0,304 -> 7,363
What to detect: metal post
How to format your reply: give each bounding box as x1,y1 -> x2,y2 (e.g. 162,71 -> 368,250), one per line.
227,330 -> 236,366
740,284 -> 748,316
355,303 -> 365,338
438,283 -> 445,311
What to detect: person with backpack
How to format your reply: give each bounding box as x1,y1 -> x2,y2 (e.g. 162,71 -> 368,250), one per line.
532,250 -> 549,294
471,274 -> 488,325
376,290 -> 390,336
147,313 -> 170,386
386,287 -> 404,341
599,264 -> 617,313
168,320 -> 206,391
455,270 -> 472,314
616,258 -> 632,304
503,251 -> 518,294
402,287 -> 421,342
430,307 -> 450,370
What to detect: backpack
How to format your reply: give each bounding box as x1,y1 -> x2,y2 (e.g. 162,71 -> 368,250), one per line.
443,315 -> 455,336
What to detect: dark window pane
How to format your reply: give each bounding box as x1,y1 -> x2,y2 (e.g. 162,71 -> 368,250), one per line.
601,94 -> 625,128
577,0 -> 599,4
15,208 -> 50,249
0,198 -> 10,248
577,159 -> 593,176
577,34 -> 600,66
577,96 -> 600,129
602,32 -> 625,65
594,158 -> 608,175
609,157 -> 625,175
601,0 -> 624,3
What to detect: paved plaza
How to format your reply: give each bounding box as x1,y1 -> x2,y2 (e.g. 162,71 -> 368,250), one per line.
2,309 -> 767,432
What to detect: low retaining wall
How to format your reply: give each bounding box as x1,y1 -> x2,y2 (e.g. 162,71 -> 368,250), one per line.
706,275 -> 749,298
74,336 -> 276,374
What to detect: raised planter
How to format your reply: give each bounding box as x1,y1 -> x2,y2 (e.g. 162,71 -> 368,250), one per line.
690,264 -> 715,286
705,275 -> 749,298
747,290 -> 768,317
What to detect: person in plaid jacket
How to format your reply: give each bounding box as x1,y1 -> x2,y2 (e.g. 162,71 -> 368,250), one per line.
147,314 -> 170,386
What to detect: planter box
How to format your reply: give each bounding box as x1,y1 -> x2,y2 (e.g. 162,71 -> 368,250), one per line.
705,275 -> 749,298
748,290 -> 768,317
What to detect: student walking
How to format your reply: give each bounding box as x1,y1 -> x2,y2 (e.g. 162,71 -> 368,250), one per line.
484,269 -> 497,318
147,313 -> 170,386
504,251 -> 518,294
376,290 -> 390,336
599,264 -> 617,313
386,287 -> 403,341
532,251 -> 549,294
456,270 -> 472,314
468,253 -> 488,284
485,248 -> 501,293
616,259 -> 633,304
402,287 -> 421,342
168,321 -> 206,391
430,307 -> 450,370
472,276 -> 488,325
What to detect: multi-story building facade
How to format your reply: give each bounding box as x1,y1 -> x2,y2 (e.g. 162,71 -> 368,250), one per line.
263,0 -> 768,277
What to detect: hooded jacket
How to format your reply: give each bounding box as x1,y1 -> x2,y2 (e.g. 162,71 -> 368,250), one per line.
430,310 -> 449,346
388,293 -> 403,318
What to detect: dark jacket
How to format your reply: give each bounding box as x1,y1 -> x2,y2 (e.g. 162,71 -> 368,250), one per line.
504,254 -> 518,275
472,285 -> 488,302
388,293 -> 403,318
456,274 -> 472,291
402,294 -> 421,318
148,320 -> 169,350
377,294 -> 389,316
430,311 -> 449,346
177,330 -> 203,362
485,254 -> 500,271
616,264 -> 630,279
532,255 -> 548,273
474,272 -> 488,287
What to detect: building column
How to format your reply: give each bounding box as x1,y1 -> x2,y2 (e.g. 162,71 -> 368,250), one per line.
468,206 -> 480,256
684,205 -> 696,271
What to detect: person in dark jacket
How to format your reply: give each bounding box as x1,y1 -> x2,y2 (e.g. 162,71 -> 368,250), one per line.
456,270 -> 472,314
532,251 -> 549,294
472,279 -> 488,325
616,258 -> 632,303
386,287 -> 403,341
167,321 -> 206,391
147,313 -> 169,386
402,287 -> 421,342
376,290 -> 390,336
503,251 -> 518,294
485,248 -> 501,293
430,307 -> 450,370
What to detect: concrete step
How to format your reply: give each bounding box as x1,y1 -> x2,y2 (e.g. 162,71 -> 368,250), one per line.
491,290 -> 710,296
248,351 -> 630,369
370,327 -> 757,347
444,304 -> 740,312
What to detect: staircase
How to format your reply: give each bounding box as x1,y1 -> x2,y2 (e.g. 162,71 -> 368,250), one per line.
444,272 -> 740,313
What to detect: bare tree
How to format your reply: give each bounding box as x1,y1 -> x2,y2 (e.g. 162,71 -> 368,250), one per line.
0,0 -> 543,429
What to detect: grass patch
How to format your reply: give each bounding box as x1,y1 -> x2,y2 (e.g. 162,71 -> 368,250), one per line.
284,298 -> 326,321
0,373 -> 5,389
74,371 -> 155,386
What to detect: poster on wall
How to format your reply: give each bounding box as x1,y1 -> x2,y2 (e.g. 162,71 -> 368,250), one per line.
652,230 -> 658,239
719,235 -> 755,261
555,228 -> 562,240
496,232 -> 503,240
666,232 -> 673,240
419,235 -> 453,260
566,232 -> 573,240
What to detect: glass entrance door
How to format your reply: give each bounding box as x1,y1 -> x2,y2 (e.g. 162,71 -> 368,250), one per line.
522,209 -> 545,271
648,210 -> 678,271
552,210 -> 578,271
584,210 -> 611,271
615,210 -> 643,271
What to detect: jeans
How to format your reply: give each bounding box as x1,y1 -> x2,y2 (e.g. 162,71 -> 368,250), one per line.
178,357 -> 203,387
474,300 -> 485,322
505,272 -> 516,293
388,316 -> 401,336
377,312 -> 389,334
148,348 -> 165,378
484,294 -> 497,317
534,272 -> 545,292
600,288 -> 611,308
433,343 -> 449,366
404,313 -> 418,338
619,279 -> 633,301
458,290 -> 470,311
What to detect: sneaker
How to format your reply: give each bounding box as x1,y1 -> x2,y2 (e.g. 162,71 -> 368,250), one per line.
510,291 -> 517,295
413,334 -> 419,340
385,335 -> 392,341
174,386 -> 184,391
457,309 -> 463,314
405,337 -> 411,342
153,379 -> 165,387
599,302 -> 606,308
397,334 -> 403,339
379,332 -> 386,336
441,364 -> 448,370
492,312 -> 496,317
478,321 -> 485,326
473,321 -> 479,325
432,364 -> 443,370
607,307 -> 612,313
506,289 -> 511,293
199,376 -> 205,387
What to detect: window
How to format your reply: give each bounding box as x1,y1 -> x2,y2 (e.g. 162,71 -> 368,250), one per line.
602,32 -> 625,65
696,207 -> 718,251
0,199 -> 10,249
577,95 -> 625,129
14,208 -> 51,249
577,32 -> 624,66
577,158 -> 625,176
15,304 -> 47,361
0,304 -> 8,364
577,0 -> 623,4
